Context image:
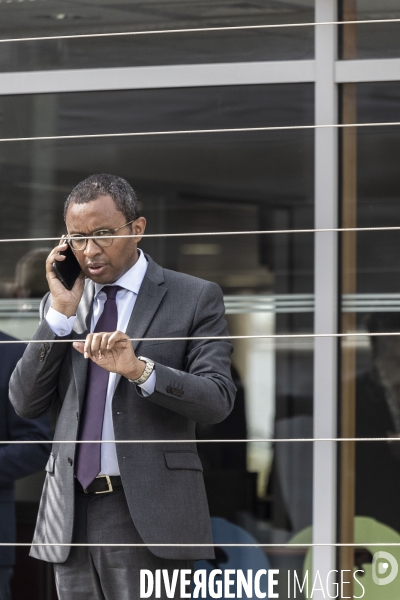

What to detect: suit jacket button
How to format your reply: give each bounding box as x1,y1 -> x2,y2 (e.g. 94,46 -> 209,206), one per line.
68,457 -> 73,466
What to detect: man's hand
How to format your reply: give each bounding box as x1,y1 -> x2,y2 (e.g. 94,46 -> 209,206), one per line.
46,241 -> 85,318
73,331 -> 146,380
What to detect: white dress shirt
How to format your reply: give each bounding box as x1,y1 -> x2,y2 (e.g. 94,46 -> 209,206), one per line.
46,248 -> 156,475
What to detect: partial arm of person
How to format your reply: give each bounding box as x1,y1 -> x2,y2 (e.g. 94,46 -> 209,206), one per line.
0,401 -> 52,486
145,282 -> 236,424
9,302 -> 73,419
74,281 -> 236,425
9,241 -> 85,420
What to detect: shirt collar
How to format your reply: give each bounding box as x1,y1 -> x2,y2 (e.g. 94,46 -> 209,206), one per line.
94,248 -> 148,298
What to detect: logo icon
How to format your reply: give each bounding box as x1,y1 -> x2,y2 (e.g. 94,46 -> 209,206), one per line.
372,551 -> 398,585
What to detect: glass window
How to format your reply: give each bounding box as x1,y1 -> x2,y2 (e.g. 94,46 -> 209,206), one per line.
341,0 -> 400,60
340,81 -> 400,578
0,83 -> 314,586
0,0 -> 314,72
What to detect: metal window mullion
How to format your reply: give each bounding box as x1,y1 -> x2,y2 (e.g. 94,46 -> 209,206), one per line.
0,61 -> 315,96
336,57 -> 400,82
313,0 -> 339,595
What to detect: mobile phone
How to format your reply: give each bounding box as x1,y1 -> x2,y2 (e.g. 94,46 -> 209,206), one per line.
52,243 -> 82,290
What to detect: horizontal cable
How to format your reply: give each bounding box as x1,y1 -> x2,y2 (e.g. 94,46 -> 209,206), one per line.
0,542 -> 399,547
1,225 -> 400,244
2,438 -> 400,444
0,332 -> 399,343
0,18 -> 399,44
0,121 -> 399,145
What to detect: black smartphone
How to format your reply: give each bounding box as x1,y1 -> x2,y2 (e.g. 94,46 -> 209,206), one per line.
52,243 -> 82,290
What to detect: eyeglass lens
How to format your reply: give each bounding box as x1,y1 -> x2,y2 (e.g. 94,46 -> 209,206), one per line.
69,232 -> 114,250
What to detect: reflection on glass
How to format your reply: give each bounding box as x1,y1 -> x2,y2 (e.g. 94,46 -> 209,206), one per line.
340,80 -> 400,589
341,0 -> 400,60
0,0 -> 315,72
357,314 -> 400,530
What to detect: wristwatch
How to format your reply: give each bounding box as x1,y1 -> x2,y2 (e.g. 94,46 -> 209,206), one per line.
129,356 -> 155,385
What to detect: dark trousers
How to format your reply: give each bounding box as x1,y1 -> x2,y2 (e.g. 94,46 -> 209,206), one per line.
54,489 -> 194,600
0,567 -> 13,600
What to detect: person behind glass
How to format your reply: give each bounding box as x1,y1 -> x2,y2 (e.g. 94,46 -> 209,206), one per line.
0,330 -> 51,600
355,312 -> 400,532
9,174 -> 236,600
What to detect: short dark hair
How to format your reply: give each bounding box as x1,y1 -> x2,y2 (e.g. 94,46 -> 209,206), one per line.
63,174 -> 140,222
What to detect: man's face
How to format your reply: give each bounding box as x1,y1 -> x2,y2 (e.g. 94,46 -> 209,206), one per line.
65,195 -> 146,284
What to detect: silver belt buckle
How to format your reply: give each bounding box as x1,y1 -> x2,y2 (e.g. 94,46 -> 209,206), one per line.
95,474 -> 113,494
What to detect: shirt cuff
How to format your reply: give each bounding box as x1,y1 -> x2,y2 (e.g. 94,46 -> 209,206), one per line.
46,306 -> 77,337
138,369 -> 156,396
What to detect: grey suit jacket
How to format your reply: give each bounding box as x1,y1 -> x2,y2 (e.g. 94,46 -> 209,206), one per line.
9,254 -> 236,564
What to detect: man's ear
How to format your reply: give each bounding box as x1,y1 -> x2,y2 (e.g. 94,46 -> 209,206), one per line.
133,217 -> 146,241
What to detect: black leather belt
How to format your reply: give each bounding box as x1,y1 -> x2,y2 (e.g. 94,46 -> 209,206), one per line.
75,475 -> 123,495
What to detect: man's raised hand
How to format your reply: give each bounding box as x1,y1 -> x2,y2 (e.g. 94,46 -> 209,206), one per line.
73,330 -> 146,381
46,241 -> 85,318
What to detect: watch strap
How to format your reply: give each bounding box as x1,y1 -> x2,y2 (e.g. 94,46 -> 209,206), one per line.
129,356 -> 155,385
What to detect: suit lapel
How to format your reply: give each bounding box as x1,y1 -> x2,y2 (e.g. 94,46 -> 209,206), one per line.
71,279 -> 95,407
113,255 -> 166,389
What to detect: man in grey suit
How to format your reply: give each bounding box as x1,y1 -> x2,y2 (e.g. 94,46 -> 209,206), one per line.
9,174 -> 236,600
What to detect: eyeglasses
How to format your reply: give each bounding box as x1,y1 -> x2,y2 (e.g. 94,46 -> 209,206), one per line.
68,219 -> 137,251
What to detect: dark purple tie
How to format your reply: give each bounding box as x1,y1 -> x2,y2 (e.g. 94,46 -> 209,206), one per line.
75,285 -> 121,489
